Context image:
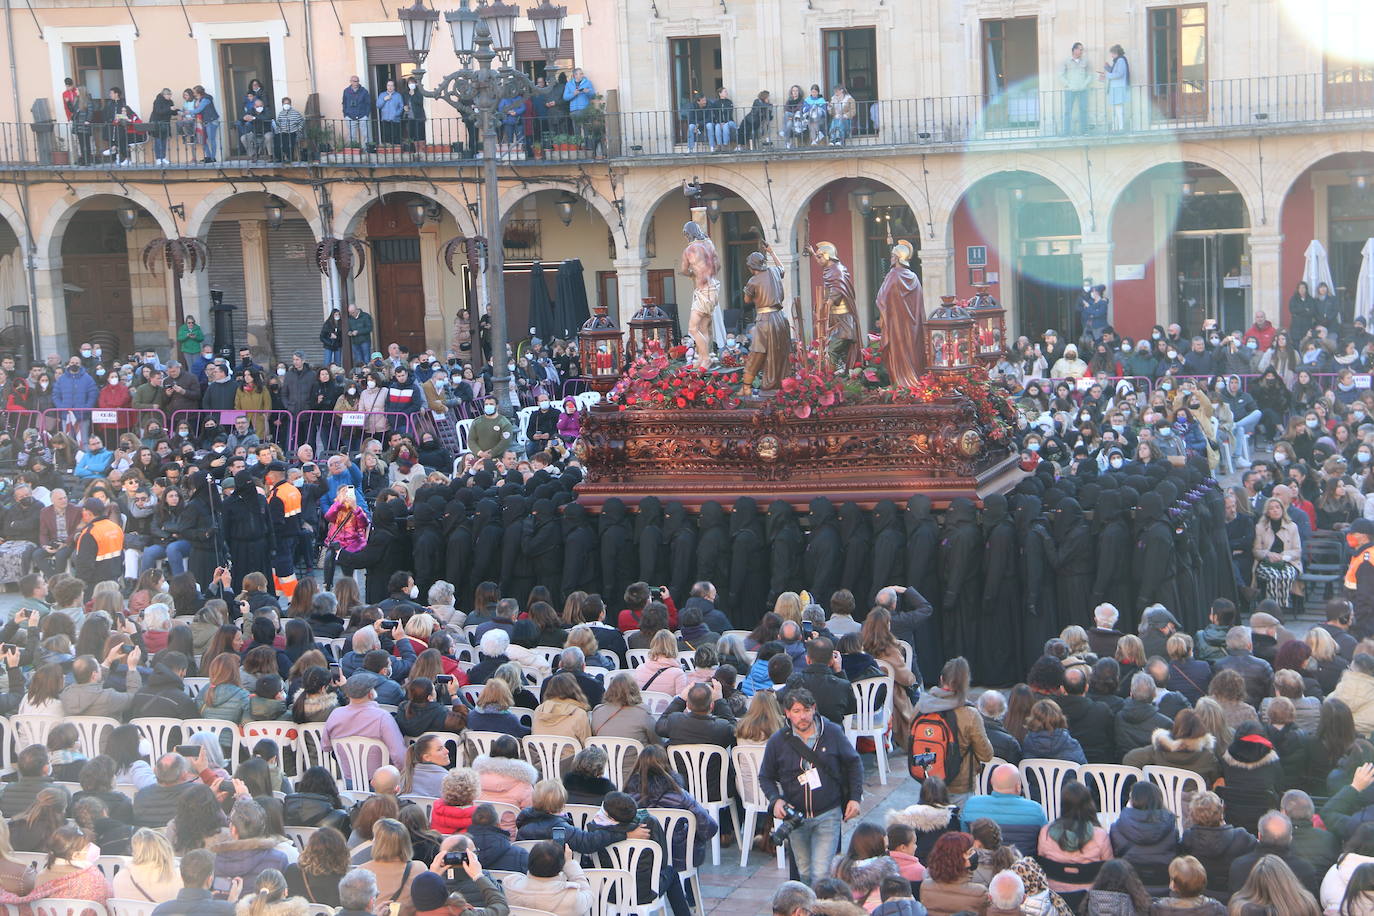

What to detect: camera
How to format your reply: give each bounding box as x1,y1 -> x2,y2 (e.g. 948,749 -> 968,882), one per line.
770,803 -> 806,845
909,751 -> 937,770
442,851 -> 469,867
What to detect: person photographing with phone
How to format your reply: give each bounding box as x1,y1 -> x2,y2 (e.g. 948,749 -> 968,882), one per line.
759,687 -> 864,886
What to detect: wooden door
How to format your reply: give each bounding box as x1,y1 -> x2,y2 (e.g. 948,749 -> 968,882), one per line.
64,253 -> 133,352
366,200 -> 426,355
1150,6 -> 1208,121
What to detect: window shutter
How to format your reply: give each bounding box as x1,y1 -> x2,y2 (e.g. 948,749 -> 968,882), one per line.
366,36 -> 413,66
514,28 -> 574,63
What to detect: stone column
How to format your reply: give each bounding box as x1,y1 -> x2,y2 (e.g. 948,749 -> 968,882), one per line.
418,221 -> 445,353
612,255 -> 648,329
124,225 -> 166,349
32,254 -> 67,359
1248,230 -> 1283,326
238,219 -> 272,357
919,246 -> 955,299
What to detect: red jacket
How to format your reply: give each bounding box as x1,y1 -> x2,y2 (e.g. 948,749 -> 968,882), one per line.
1246,321 -> 1277,351
430,801 -> 475,835
96,382 -> 132,425
616,593 -> 679,632
39,504 -> 84,546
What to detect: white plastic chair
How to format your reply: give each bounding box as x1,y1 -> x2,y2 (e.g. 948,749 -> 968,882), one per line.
1080,763 -> 1142,829
675,651 -> 696,672
463,729 -> 508,764
975,757 -> 1009,796
284,825 -> 319,850
601,838 -> 666,915
897,640 -> 914,672
843,675 -> 894,785
238,721 -> 303,774
1143,764 -> 1206,835
625,649 -> 651,669
66,716 -> 119,758
295,722 -> 336,777
333,736 -> 390,790
1018,758 -> 1080,823
582,867 -> 633,916
130,717 -> 185,760
28,902 -> 108,916
641,691 -> 673,716
513,707 -> 536,730
668,744 -> 731,867
459,684 -> 486,705
183,677 -> 210,700
586,735 -> 642,790
401,794 -> 439,821
509,908 -> 561,916
731,744 -> 785,869
96,855 -> 132,884
531,646 -> 563,668
179,718 -> 237,750
0,715 -> 13,773
649,806 -> 705,916
523,733 -> 582,779
12,715 -> 60,751
564,803 -> 600,830
107,899 -> 157,916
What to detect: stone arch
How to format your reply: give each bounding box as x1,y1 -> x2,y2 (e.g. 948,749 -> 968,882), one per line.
628,167 -> 777,251
335,181 -> 480,239
497,180 -> 623,239
183,184 -> 325,242
0,196 -> 30,258
778,159 -> 931,246
935,155 -> 1093,247
1270,135 -> 1374,214
36,187 -> 177,263
1101,148 -> 1261,230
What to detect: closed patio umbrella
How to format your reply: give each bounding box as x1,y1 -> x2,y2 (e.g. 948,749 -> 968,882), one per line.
527,260 -> 556,342
1304,239 -> 1335,297
554,258 -> 590,338
1357,238 -> 1374,323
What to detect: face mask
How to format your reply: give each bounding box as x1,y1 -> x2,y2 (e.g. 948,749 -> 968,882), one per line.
1121,343 -> 1130,353
347,387 -> 357,397
1275,453 -> 1290,465
1306,419 -> 1320,429
94,347 -> 102,357
1110,457 -> 1124,469
1157,427 -> 1173,437
1083,283 -> 1092,292
276,367 -> 286,377
1111,424 -> 1125,433
539,401 -> 550,410
1210,337 -> 1220,346
1360,452 -> 1372,464
1027,442 -> 1041,452
1167,350 -> 1178,360
366,380 -> 377,389
39,380 -> 48,388
1152,332 -> 1162,340
81,348 -> 92,357
508,362 -> 516,371
282,103 -> 292,110
1356,411 -> 1367,422
408,585 -> 419,599
213,445 -> 225,454
408,83 -> 416,90
484,404 -> 497,416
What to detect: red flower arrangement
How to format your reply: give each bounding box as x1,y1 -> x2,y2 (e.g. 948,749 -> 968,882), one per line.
771,343 -> 845,418
847,345 -> 890,389
609,341 -> 742,410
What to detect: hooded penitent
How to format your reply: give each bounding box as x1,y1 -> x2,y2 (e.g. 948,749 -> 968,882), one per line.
938,497 -> 981,663
694,500 -> 731,602
978,493 -> 1020,683
729,497 -> 768,619
662,500 -> 697,606
599,497 -> 635,607
1051,496 -> 1093,634
768,500 -> 806,603
559,502 -> 599,598
804,497 -> 842,602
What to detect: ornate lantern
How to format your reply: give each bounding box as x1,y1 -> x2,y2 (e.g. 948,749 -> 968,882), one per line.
924,295 -> 976,375
578,302 -> 625,393
626,297 -> 674,360
965,284 -> 1006,367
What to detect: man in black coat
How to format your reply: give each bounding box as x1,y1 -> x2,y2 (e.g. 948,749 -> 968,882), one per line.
977,691 -> 1022,764
540,647 -> 604,707
784,638 -> 855,725
1228,811 -> 1319,896
873,585 -> 931,688
128,653 -> 200,720
682,583 -> 732,635
1114,671 -> 1173,759
220,470 -> 275,593
1318,598 -> 1359,660
1053,666 -> 1116,764
655,683 -> 736,746
1213,626 -> 1275,709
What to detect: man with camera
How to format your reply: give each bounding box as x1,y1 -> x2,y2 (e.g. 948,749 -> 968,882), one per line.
760,686 -> 864,885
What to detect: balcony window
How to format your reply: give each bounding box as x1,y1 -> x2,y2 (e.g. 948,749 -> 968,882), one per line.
669,36 -> 722,143
981,18 -> 1038,129
1323,5 -> 1374,110
824,28 -> 877,135
1149,5 -> 1208,121
72,44 -> 123,99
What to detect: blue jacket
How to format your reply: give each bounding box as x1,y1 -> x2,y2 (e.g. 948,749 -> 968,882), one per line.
1020,727 -> 1087,764
739,657 -> 772,697
190,353 -> 216,384
342,85 -> 371,119
1079,299 -> 1108,336
563,77 -> 594,112
53,367 -> 98,408
320,464 -> 364,515
376,89 -> 404,121
191,95 -> 219,122
74,447 -> 114,479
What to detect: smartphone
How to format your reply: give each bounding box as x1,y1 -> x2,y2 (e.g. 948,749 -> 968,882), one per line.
442,851 -> 469,866
328,663 -> 341,677
435,674 -> 454,685
119,644 -> 135,654
378,619 -> 399,630
802,620 -> 814,636
551,824 -> 567,845
0,644 -> 14,653
175,745 -> 200,759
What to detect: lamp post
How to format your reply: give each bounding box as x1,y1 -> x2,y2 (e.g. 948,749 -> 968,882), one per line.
398,0 -> 567,414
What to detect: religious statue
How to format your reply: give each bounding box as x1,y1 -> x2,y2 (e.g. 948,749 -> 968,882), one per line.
679,220 -> 721,370
809,241 -> 859,369
876,239 -> 927,387
741,249 -> 792,392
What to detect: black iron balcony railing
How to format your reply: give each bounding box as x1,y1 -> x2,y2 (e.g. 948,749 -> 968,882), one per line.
3,73 -> 1370,170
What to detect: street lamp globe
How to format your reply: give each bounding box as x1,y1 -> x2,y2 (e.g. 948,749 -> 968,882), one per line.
264,197 -> 285,230
116,206 -> 139,231
526,0 -> 568,62
445,0 -> 481,60
479,0 -> 520,55
398,0 -> 440,65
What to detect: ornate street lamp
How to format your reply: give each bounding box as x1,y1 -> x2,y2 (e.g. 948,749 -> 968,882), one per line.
398,0 -> 567,414
924,295 -> 976,376
264,197 -> 285,230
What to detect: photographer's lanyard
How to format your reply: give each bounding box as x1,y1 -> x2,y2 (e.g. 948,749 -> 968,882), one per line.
798,724 -> 822,815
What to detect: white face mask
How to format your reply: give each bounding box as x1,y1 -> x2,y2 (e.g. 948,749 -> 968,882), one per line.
1110,457 -> 1124,469
484,404 -> 497,415
1359,452 -> 1371,463
1246,340 -> 1258,350
408,585 -> 419,599
1275,453 -> 1290,465
282,103 -> 291,110
1307,419 -> 1320,429
539,401 -> 550,410
1167,350 -> 1178,361
366,380 -> 377,389
276,367 -> 286,377
81,348 -> 92,357
1152,332 -> 1162,340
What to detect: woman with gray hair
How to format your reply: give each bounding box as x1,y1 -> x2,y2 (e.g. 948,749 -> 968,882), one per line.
562,745 -> 615,805
426,580 -> 464,630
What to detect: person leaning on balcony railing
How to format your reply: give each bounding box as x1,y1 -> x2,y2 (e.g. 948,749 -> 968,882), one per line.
273,97 -> 304,163
564,67 -> 595,140
69,87 -> 94,165
190,85 -> 220,163
342,75 -> 372,147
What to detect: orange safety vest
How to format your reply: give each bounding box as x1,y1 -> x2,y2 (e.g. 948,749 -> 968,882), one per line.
1346,545 -> 1374,590
271,481 -> 302,518
77,518 -> 124,562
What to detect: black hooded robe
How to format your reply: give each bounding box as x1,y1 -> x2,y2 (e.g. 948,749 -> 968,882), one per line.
1051,497 -> 1095,634
1016,496 -> 1061,670
526,499 -> 564,602
1134,492 -> 1180,614
728,498 -> 769,624
663,501 -> 698,607
599,498 -> 636,608
560,503 -> 600,598
938,498 -> 982,664
635,496 -> 666,588
804,497 -> 843,604
500,496 -> 535,602
411,497 -> 446,597
694,501 -> 731,606
444,500 -> 474,602
221,471 -> 276,594
470,499 -> 505,591
767,500 -> 805,605
183,472 -> 225,586
869,500 -> 906,610
979,494 -> 1021,684
904,494 -> 943,677
1089,490 -> 1137,631
837,501 -> 872,609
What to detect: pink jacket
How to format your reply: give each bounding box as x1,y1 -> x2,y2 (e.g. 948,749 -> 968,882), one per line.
634,656 -> 688,696
473,753 -> 537,835
324,498 -> 370,551
1036,824 -> 1112,893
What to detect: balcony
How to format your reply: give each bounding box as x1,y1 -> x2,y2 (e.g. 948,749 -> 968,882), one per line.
4,73 -> 1371,172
